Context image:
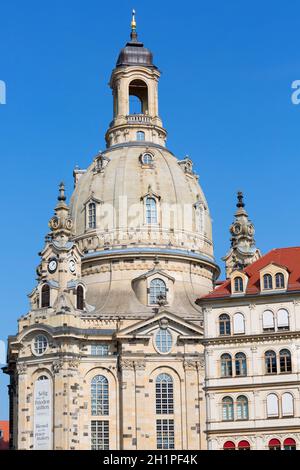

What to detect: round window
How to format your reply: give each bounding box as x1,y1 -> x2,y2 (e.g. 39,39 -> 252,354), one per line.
155,328 -> 173,354
142,153 -> 153,165
33,335 -> 48,356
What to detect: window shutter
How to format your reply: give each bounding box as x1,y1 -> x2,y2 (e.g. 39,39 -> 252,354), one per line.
233,313 -> 245,334
267,394 -> 279,417
277,309 -> 289,328
282,393 -> 294,416
263,310 -> 275,329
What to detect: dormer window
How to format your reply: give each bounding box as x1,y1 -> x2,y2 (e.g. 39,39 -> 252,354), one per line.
142,152 -> 153,165
149,278 -> 167,305
234,277 -> 243,293
263,274 -> 273,290
146,197 -> 157,224
275,272 -> 285,289
88,202 -> 96,229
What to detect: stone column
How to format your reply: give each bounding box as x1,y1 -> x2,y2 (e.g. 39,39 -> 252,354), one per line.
183,359 -> 205,450
119,359 -> 137,450
16,363 -> 29,450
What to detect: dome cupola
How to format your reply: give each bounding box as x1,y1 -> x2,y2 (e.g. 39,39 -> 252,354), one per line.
116,11 -> 154,68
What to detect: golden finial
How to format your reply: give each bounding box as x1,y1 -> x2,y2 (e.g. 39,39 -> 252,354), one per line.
131,9 -> 136,31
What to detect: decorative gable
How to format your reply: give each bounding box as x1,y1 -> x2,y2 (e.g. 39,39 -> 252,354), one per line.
260,263 -> 289,292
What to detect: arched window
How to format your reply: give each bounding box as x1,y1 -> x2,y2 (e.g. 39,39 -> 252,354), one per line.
88,202 -> 96,229
262,310 -> 275,331
149,278 -> 166,305
223,441 -> 235,451
266,393 -> 279,418
221,354 -> 232,377
155,329 -> 172,354
146,197 -> 158,224
76,285 -> 84,310
265,350 -> 277,374
268,438 -> 281,450
91,375 -> 109,416
263,274 -> 273,290
283,438 -> 296,450
234,277 -> 243,293
137,131 -> 145,141
41,284 -> 50,308
277,309 -> 289,330
233,313 -> 245,334
219,314 -> 231,336
279,349 -> 292,373
237,440 -> 250,450
282,393 -> 294,417
142,152 -> 153,164
222,397 -> 234,421
275,273 -> 285,289
236,396 -> 249,420
235,352 -> 247,376
156,374 -> 174,414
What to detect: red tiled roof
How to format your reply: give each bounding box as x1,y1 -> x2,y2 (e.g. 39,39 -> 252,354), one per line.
0,421 -> 9,450
200,247 -> 300,300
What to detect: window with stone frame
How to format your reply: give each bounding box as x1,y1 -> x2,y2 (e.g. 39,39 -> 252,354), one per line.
156,373 -> 174,414
91,420 -> 109,450
235,352 -> 247,376
156,419 -> 175,450
221,354 -> 233,377
279,349 -> 292,373
265,350 -> 277,374
219,314 -> 231,336
91,375 -> 109,416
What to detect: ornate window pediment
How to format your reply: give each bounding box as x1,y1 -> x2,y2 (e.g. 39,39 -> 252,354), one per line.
83,193 -> 103,231
141,185 -> 161,225
93,152 -> 110,174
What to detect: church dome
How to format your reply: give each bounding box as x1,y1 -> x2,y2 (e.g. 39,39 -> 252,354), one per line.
70,144 -> 214,263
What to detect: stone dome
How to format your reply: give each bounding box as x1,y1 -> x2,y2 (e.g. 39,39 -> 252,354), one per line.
70,144 -> 214,262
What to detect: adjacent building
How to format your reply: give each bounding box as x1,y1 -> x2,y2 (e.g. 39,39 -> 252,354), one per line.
198,197 -> 300,450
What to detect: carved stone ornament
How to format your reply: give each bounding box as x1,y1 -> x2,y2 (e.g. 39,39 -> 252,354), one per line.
68,359 -> 80,370
183,360 -> 199,371
52,359 -> 64,374
119,359 -> 135,370
17,362 -> 28,375
134,360 -> 146,370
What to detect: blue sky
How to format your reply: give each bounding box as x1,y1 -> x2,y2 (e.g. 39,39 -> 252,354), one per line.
0,0 -> 299,419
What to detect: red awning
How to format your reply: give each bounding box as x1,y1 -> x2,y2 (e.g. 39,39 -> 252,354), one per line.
284,438 -> 296,446
238,440 -> 250,449
269,439 -> 281,447
223,441 -> 235,449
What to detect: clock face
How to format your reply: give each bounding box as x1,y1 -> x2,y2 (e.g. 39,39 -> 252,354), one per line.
69,260 -> 76,273
48,259 -> 58,274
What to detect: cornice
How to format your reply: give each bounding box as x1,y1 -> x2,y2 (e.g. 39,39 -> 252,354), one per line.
203,330 -> 300,346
